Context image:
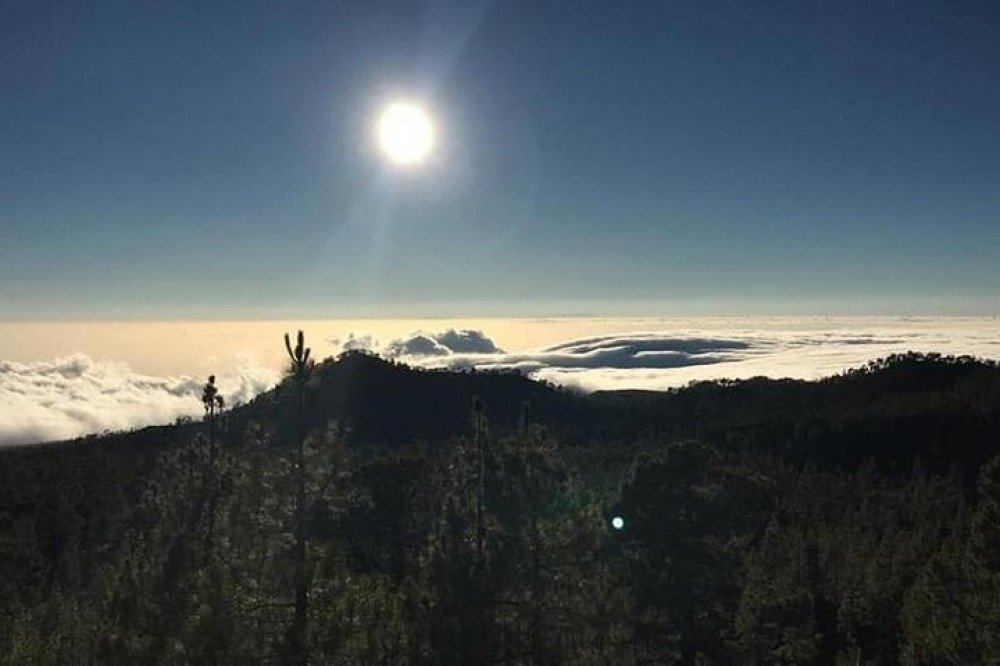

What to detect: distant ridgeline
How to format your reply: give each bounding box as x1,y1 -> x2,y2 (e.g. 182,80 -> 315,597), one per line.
2,350 -> 1000,663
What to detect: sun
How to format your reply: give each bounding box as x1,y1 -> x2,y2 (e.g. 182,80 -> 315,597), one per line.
377,101 -> 435,166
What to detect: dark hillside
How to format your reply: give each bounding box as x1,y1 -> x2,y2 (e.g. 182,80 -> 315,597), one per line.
4,351 -> 1000,663
591,352 -> 1000,475
300,350 -> 585,443
213,350 -> 594,449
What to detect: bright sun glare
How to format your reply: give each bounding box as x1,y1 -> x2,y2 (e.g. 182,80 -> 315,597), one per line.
377,101 -> 434,166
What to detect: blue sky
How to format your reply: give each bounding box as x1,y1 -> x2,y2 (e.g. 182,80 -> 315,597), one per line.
3,0 -> 999,319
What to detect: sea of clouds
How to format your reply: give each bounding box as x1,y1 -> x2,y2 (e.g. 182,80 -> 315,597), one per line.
348,321 -> 1000,392
2,318 -> 998,446
0,355 -> 277,446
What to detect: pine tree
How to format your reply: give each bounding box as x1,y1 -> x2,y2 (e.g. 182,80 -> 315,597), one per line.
283,330 -> 313,665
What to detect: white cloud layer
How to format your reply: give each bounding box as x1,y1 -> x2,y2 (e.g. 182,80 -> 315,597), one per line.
0,354 -> 278,446
366,320 -> 1000,392
4,318 -> 999,445
384,329 -> 503,357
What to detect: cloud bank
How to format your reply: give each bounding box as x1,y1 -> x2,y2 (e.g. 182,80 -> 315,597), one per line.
326,329 -> 503,358
356,322 -> 1000,392
0,354 -> 277,446
382,328 -> 504,357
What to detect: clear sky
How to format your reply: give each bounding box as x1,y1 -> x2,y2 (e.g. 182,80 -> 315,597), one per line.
3,0 -> 999,320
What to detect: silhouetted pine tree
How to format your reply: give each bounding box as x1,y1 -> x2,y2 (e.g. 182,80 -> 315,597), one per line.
201,374 -> 225,448
283,330 -> 313,666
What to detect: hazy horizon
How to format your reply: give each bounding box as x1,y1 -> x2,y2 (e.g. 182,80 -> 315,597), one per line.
3,314 -> 999,446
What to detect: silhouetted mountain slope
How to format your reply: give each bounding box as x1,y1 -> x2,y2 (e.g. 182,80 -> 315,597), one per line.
5,351 -> 1000,557
219,350 -> 589,447
306,351 -> 585,443
5,351 -> 1000,663
9,351 -> 1000,466
585,353 -> 1000,475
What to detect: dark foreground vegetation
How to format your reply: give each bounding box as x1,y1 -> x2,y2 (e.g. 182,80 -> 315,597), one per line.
3,348 -> 1000,664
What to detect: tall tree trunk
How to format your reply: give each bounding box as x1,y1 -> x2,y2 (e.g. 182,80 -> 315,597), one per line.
288,380 -> 308,665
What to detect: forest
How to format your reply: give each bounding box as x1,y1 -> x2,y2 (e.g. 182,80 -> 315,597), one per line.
2,339 -> 1000,664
